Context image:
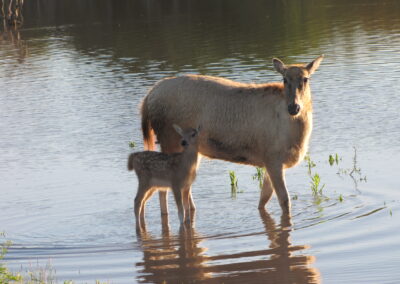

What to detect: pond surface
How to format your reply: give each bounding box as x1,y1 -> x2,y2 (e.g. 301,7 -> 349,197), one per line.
1,0 -> 400,283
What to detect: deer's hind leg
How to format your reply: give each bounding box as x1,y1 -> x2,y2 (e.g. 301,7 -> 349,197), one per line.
258,170 -> 274,210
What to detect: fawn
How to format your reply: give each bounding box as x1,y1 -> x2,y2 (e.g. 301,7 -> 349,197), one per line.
128,124 -> 200,230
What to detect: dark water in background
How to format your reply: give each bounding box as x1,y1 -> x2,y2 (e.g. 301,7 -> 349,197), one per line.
1,0 -> 400,283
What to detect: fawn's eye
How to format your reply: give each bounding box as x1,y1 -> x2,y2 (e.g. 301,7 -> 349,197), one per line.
191,133 -> 196,137
303,77 -> 309,83
283,78 -> 288,84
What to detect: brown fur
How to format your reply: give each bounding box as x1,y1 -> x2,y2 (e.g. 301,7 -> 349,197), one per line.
141,56 -> 323,214
141,96 -> 156,151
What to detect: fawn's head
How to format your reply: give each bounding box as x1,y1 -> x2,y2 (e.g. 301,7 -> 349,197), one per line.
173,124 -> 201,149
273,55 -> 323,116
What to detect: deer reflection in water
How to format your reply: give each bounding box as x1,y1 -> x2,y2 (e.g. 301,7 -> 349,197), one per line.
136,211 -> 320,283
136,214 -> 211,283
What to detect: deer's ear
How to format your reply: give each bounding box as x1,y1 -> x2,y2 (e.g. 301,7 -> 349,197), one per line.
273,58 -> 286,75
306,55 -> 324,76
173,124 -> 184,136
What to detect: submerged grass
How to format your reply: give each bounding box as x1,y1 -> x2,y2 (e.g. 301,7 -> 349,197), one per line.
302,147 -> 369,208
1,232 -> 22,283
304,153 -> 316,175
328,153 -> 340,166
252,167 -> 266,189
1,232 -> 109,284
310,173 -> 325,195
128,141 -> 136,148
229,170 -> 239,197
304,153 -> 326,198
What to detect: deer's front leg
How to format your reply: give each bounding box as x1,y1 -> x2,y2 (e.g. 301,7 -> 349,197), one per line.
182,186 -> 193,224
265,164 -> 291,214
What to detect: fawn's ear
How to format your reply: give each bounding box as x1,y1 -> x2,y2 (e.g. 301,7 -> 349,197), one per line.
273,58 -> 286,75
173,124 -> 184,137
306,55 -> 324,76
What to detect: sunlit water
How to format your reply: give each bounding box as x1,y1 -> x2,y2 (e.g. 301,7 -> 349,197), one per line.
1,0 -> 400,283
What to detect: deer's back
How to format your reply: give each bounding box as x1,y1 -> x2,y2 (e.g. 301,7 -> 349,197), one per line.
145,75 -> 311,168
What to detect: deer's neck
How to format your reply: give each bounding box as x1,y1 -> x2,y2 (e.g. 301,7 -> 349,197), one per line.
180,148 -> 199,168
284,99 -> 313,168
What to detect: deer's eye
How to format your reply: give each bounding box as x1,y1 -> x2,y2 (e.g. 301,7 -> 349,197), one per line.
191,133 -> 196,138
303,77 -> 309,83
283,78 -> 288,84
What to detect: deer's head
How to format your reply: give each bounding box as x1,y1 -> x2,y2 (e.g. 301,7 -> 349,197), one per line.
273,55 -> 324,116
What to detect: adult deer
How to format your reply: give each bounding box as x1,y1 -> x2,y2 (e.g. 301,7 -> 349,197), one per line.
141,55 -> 323,214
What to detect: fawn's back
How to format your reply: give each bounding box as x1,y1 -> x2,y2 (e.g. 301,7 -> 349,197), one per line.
128,125 -> 201,189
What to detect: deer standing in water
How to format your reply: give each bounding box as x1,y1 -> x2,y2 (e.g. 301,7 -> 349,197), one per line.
141,55 -> 323,214
128,125 -> 200,230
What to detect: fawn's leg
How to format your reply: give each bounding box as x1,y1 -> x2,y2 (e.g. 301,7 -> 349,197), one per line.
140,190 -> 156,228
159,135 -> 181,215
171,186 -> 185,224
258,171 -> 274,209
188,190 -> 196,212
134,183 -> 148,231
158,191 -> 168,215
188,155 -> 202,212
182,186 -> 192,224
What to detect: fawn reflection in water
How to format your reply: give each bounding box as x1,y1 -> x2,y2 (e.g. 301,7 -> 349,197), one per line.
135,211 -> 320,283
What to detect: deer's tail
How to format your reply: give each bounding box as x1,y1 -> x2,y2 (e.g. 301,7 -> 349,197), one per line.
141,96 -> 156,151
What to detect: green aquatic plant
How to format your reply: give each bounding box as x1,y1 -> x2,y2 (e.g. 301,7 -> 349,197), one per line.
229,170 -> 239,197
128,141 -> 136,148
252,167 -> 266,189
1,232 -> 110,284
304,152 -> 316,175
229,170 -> 238,187
304,153 -> 325,196
1,232 -> 22,283
338,194 -> 344,202
310,173 -> 325,196
329,153 -> 340,166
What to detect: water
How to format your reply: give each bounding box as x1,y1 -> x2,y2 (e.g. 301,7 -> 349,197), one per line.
1,0 -> 400,283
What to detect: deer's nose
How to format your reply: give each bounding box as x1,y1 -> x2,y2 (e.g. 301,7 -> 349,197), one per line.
288,103 -> 300,116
